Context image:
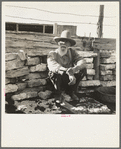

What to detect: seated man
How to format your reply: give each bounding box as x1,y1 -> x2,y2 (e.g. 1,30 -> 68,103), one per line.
47,30 -> 87,103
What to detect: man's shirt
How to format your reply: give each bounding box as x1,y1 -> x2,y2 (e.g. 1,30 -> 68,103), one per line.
47,48 -> 83,73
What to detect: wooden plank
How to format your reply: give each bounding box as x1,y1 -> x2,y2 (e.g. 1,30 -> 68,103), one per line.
6,67 -> 29,78
93,38 -> 116,43
5,53 -> 18,61
6,40 -> 57,49
94,43 -> 116,47
93,44 -> 116,50
100,81 -> 116,87
6,58 -> 25,71
60,101 -> 78,114
6,37 -> 55,45
77,36 -> 116,43
93,48 -> 100,80
79,80 -> 100,87
77,51 -> 97,57
61,98 -> 111,114
6,30 -> 55,37
6,47 -> 27,53
6,47 -> 53,54
27,49 -> 52,56
6,32 -> 54,39
6,39 -> 58,49
93,40 -> 116,44
6,36 -> 54,43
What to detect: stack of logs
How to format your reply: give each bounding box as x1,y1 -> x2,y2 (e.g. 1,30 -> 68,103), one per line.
100,50 -> 116,87
5,50 -> 62,114
75,51 -> 100,95
5,50 -> 102,113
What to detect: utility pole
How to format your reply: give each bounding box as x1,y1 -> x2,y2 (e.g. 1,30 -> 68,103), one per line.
97,5 -> 104,38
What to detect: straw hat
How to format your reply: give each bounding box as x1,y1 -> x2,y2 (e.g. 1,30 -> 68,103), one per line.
54,30 -> 76,46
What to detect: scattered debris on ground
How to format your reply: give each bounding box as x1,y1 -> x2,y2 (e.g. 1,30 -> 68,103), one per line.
5,92 -> 114,114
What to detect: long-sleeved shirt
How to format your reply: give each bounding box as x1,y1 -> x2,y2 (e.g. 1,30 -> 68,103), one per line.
47,48 -> 84,73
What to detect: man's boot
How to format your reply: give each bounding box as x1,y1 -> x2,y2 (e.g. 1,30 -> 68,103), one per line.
61,92 -> 72,102
55,93 -> 63,103
69,92 -> 79,101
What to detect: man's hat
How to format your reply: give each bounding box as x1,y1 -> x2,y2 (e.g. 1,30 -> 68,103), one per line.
54,30 -> 76,46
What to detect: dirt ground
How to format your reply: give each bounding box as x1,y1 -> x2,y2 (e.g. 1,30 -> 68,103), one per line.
5,91 -> 115,114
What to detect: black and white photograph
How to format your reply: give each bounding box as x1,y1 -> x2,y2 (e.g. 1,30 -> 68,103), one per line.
2,1 -> 119,147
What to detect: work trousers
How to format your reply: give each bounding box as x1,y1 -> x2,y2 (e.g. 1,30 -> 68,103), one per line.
49,68 -> 87,96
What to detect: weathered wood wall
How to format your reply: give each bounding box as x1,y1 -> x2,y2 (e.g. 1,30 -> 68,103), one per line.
57,25 -> 77,36
6,31 -> 116,53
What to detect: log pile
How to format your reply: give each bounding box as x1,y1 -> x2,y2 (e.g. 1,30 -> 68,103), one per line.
100,50 -> 116,87
5,50 -> 61,114
78,53 -> 100,95
5,50 -> 99,113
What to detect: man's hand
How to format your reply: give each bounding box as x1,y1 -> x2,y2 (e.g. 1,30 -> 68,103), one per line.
66,67 -> 74,76
66,68 -> 76,85
73,59 -> 86,73
68,75 -> 76,85
57,66 -> 68,75
72,66 -> 80,74
57,70 -> 64,75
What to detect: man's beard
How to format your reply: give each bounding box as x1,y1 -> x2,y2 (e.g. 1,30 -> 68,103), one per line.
58,47 -> 68,56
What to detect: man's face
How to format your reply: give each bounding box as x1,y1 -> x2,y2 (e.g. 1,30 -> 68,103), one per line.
58,41 -> 71,52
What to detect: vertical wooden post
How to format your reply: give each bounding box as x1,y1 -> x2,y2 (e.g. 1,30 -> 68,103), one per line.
97,5 -> 104,38
94,48 -> 100,80
43,25 -> 45,33
16,24 -> 19,32
53,23 -> 57,35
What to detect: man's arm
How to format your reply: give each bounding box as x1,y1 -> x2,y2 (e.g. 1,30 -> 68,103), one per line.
72,59 -> 86,73
73,49 -> 86,71
66,49 -> 86,75
47,51 -> 67,74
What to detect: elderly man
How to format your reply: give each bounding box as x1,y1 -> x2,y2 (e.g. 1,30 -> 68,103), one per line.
47,30 -> 86,103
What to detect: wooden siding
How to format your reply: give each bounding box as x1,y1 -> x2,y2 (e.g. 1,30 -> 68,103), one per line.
5,30 -> 116,61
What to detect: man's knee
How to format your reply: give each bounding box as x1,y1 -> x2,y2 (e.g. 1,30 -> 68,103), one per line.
49,72 -> 69,83
62,73 -> 70,84
79,67 -> 87,76
74,68 -> 87,80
